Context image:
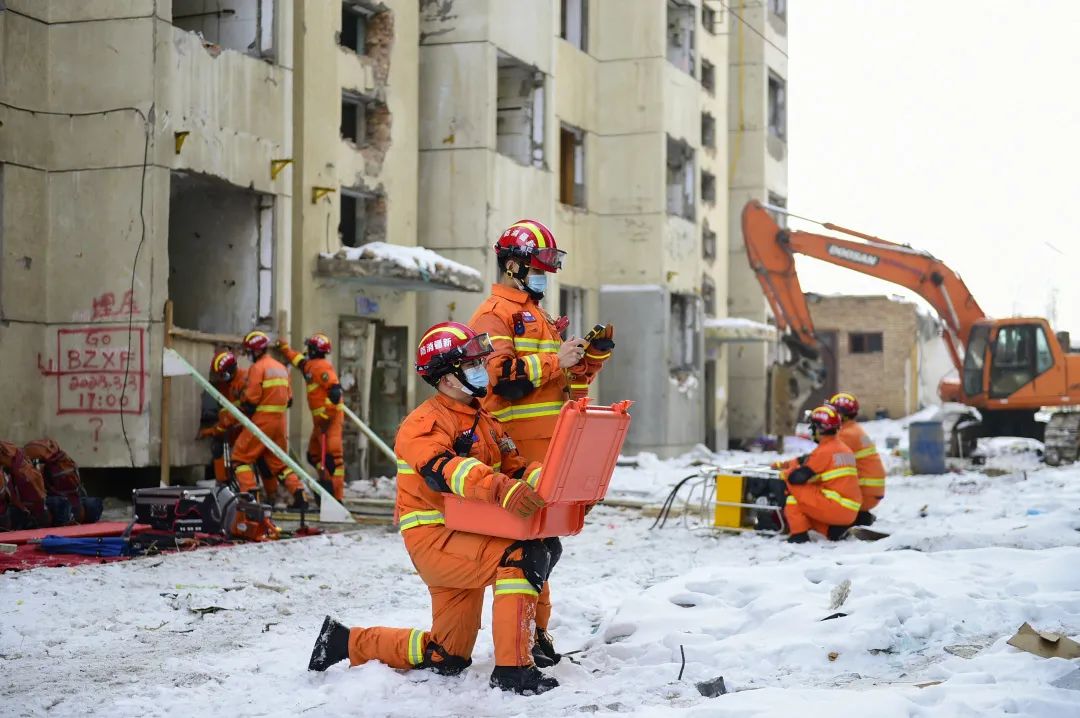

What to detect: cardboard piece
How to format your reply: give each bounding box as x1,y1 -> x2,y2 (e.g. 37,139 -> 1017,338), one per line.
1006,622 -> 1080,659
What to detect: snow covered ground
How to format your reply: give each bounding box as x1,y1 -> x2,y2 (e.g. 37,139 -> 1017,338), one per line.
4,439 -> 1080,717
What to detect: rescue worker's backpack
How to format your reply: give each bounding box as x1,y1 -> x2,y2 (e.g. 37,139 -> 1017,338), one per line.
22,439 -> 101,524
0,441 -> 51,530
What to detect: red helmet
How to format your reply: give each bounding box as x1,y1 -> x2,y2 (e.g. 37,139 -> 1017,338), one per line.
243,330 -> 270,355
809,405 -> 842,436
306,332 -> 332,356
210,351 -> 237,379
827,392 -> 859,419
415,322 -> 493,385
493,219 -> 565,273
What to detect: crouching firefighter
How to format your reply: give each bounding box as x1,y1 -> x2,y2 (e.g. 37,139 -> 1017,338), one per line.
197,350 -> 248,485
277,333 -> 346,501
308,322 -> 558,695
773,405 -> 862,543
827,392 -> 886,526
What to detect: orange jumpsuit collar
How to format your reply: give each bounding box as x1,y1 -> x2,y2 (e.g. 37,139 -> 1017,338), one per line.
490,283 -> 532,304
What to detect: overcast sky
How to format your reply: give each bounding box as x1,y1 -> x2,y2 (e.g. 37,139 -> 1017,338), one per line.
787,1 -> 1080,338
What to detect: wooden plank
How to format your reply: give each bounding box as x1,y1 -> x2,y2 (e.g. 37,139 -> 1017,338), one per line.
169,326 -> 246,346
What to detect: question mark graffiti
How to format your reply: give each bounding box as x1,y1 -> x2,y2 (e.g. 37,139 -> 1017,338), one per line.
88,417 -> 104,451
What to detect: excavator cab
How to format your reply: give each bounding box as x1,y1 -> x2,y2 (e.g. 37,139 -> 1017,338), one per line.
959,319 -> 1062,403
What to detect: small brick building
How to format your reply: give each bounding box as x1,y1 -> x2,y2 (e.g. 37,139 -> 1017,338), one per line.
802,294 -> 938,419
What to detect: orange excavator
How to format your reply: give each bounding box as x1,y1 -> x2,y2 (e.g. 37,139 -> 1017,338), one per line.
742,200 -> 1080,465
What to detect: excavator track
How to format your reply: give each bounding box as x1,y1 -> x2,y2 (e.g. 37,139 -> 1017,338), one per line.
1044,412 -> 1080,466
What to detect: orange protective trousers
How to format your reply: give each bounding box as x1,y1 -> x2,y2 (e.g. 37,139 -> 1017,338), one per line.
347,526 -> 538,669
784,483 -> 860,536
231,416 -> 301,498
306,413 -> 345,500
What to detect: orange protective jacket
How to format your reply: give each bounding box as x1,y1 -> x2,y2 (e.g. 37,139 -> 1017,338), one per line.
470,285 -> 570,458
208,368 -> 249,436
778,434 -> 863,514
837,419 -> 886,499
281,346 -> 342,424
394,393 -> 542,533
243,354 -> 292,426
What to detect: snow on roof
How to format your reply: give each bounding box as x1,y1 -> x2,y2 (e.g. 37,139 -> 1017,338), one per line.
317,242 -> 483,292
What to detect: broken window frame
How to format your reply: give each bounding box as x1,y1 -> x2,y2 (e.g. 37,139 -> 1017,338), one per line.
701,170 -> 717,205
171,0 -> 276,60
702,3 -> 718,35
666,0 -> 697,78
559,124 -> 586,208
340,1 -> 378,55
768,70 -> 787,141
560,0 -> 588,52
669,293 -> 701,370
702,221 -> 717,263
496,52 -> 547,169
339,187 -> 382,248
701,112 -> 716,149
701,274 -> 717,318
341,91 -> 384,149
666,136 -> 695,222
701,58 -> 716,95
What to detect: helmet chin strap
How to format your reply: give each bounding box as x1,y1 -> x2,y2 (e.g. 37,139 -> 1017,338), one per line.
452,368 -> 488,398
507,261 -> 544,301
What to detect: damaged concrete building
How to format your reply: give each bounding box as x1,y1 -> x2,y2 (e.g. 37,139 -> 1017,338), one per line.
417,0 -> 732,456
0,0 -> 477,482
726,0 -> 789,447
1,0 -> 784,475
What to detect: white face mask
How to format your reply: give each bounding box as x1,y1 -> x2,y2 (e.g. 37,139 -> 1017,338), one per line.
462,364 -> 489,390
525,273 -> 548,295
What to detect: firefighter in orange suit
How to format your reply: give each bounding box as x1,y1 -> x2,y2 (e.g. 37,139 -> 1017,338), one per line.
277,333 -> 346,501
774,405 -> 862,543
308,322 -> 559,695
828,391 -> 886,525
198,350 -> 248,484
230,330 -> 307,509
468,219 -> 614,668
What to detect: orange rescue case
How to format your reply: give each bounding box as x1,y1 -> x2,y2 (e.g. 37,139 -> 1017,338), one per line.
443,398 -> 633,539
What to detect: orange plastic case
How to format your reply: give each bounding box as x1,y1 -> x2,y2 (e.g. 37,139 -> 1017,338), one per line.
443,398 -> 633,539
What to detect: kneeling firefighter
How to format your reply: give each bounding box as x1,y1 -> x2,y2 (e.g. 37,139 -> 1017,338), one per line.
774,405 -> 862,543
308,322 -> 558,695
827,391 -> 886,526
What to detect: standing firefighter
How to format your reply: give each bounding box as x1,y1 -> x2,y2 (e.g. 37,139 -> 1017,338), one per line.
774,405 -> 862,543
308,322 -> 558,695
231,330 -> 307,509
197,350 -> 248,485
828,392 -> 886,525
278,333 -> 346,501
468,219 -> 614,667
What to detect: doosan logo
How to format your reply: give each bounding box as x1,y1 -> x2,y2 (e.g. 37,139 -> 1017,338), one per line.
827,244 -> 879,267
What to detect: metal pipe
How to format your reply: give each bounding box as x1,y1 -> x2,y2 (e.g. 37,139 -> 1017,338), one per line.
342,405 -> 397,463
163,348 -> 354,523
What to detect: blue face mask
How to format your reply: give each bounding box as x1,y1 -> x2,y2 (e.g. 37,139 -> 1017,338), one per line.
462,364 -> 489,390
525,273 -> 548,295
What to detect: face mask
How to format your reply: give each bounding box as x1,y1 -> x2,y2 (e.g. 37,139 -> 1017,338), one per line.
462,364 -> 489,391
525,273 -> 548,295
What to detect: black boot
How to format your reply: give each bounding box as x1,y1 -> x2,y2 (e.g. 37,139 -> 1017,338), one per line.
532,628 -> 561,668
854,510 -> 876,526
308,616 -> 350,671
490,665 -> 559,695
787,531 -> 810,544
826,525 -> 850,541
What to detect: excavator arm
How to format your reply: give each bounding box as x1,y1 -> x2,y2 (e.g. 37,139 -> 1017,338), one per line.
742,200 -> 987,375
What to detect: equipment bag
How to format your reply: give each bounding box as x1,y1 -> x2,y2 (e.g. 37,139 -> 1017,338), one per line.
23,439 -> 101,524
0,441 -> 51,529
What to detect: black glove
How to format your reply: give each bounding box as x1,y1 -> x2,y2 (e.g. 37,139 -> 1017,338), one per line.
240,401 -> 257,416
787,466 -> 814,485
797,454 -> 809,466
